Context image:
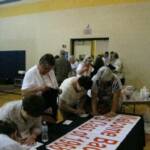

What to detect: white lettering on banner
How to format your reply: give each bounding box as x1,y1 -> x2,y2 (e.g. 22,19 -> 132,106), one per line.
46,114 -> 140,150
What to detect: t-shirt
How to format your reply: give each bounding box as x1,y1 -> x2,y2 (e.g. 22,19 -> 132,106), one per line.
0,100 -> 42,138
0,134 -> 26,150
76,63 -> 94,77
22,65 -> 58,94
102,57 -> 110,66
59,77 -> 86,106
111,58 -> 124,79
92,73 -> 122,102
71,61 -> 78,70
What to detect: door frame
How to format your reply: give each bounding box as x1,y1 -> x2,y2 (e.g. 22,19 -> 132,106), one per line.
70,37 -> 109,55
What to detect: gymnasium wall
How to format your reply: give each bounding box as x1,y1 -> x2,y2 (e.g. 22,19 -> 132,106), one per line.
0,1 -> 150,88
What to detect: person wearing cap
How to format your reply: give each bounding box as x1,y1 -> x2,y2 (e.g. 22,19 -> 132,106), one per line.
58,76 -> 93,120
0,95 -> 46,145
76,55 -> 94,77
55,50 -> 71,85
91,66 -> 122,117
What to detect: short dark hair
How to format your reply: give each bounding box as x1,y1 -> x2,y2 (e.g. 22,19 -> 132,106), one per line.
55,55 -> 60,59
78,76 -> 93,90
22,95 -> 46,117
0,120 -> 18,136
114,52 -> 119,59
104,51 -> 109,55
39,53 -> 55,66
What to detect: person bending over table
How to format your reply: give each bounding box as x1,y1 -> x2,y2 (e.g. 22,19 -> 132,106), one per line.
0,95 -> 46,145
21,53 -> 59,121
91,66 -> 122,117
58,76 -> 93,120
0,120 -> 26,150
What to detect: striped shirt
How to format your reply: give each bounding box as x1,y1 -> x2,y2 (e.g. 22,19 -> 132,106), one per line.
92,74 -> 122,106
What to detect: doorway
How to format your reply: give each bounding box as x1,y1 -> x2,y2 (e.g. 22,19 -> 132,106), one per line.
70,37 -> 109,60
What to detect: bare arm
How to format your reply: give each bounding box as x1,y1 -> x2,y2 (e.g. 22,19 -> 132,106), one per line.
91,91 -> 99,115
22,87 -> 42,96
111,90 -> 121,113
21,86 -> 49,97
22,118 -> 42,145
59,100 -> 78,114
77,66 -> 88,75
105,90 -> 121,117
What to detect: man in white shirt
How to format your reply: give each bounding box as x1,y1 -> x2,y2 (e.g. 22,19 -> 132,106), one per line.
22,53 -> 58,96
110,52 -> 125,85
68,55 -> 78,77
0,95 -> 46,145
58,76 -> 92,120
102,51 -> 110,66
22,53 -> 59,120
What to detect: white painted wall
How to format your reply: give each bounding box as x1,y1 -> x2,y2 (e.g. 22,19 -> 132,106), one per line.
0,2 -> 150,88
95,40 -> 109,56
74,41 -> 91,59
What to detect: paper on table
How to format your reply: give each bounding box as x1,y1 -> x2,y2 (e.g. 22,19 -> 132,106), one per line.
63,120 -> 73,125
79,113 -> 89,118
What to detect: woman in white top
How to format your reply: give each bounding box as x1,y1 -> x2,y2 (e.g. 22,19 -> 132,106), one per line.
76,55 -> 94,77
68,55 -> 79,77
